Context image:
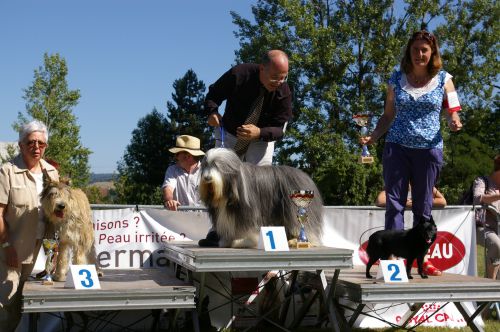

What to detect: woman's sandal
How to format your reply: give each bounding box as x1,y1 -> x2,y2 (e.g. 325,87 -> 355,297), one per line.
423,261 -> 442,276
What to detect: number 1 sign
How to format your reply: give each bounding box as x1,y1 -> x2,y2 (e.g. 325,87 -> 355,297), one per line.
258,227 -> 289,251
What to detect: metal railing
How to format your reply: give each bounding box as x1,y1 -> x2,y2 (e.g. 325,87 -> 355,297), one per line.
90,204 -> 207,211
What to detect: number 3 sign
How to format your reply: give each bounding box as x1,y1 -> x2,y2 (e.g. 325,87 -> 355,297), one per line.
376,260 -> 409,283
64,265 -> 101,289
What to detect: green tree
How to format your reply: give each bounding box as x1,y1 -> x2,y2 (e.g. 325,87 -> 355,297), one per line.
435,0 -> 500,202
115,70 -> 209,204
166,69 -> 212,151
0,144 -> 18,165
84,185 -> 115,204
231,0 -> 499,205
14,53 -> 91,187
115,108 -> 171,205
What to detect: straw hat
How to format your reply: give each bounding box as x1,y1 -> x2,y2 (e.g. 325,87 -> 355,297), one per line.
169,135 -> 205,156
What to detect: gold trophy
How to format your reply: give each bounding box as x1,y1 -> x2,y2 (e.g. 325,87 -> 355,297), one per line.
290,190 -> 314,249
41,233 -> 59,285
353,114 -> 374,164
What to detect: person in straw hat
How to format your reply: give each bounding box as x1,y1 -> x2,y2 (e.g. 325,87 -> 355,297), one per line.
162,135 -> 205,211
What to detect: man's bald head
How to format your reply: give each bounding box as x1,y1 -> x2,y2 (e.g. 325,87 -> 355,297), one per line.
260,50 -> 289,91
262,50 -> 289,70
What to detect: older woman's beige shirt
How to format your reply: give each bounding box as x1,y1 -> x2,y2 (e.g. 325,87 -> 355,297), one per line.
0,155 -> 58,264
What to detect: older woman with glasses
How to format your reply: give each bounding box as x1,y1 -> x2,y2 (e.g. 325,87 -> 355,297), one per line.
204,49 -> 292,166
0,120 -> 59,331
361,30 -> 463,277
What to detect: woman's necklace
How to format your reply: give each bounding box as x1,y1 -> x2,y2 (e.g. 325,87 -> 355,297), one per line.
409,73 -> 429,86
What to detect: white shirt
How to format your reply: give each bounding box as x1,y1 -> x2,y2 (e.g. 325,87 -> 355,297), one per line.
398,72 -> 453,99
30,171 -> 45,239
161,162 -> 202,207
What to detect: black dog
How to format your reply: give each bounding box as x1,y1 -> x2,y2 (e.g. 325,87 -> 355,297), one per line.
365,216 -> 437,279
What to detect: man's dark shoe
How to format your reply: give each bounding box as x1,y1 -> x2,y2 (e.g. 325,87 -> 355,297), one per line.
198,231 -> 220,247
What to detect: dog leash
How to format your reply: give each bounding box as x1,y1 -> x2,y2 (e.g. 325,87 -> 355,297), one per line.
209,117 -> 225,148
215,120 -> 225,148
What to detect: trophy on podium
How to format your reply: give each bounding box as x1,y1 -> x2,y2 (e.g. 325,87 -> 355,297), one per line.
353,114 -> 374,164
290,190 -> 314,249
41,233 -> 59,285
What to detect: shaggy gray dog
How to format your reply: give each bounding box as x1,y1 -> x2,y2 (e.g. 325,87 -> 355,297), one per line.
199,148 -> 324,248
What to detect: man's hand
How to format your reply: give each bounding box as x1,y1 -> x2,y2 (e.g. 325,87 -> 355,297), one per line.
164,199 -> 180,211
236,124 -> 260,140
208,113 -> 222,127
359,136 -> 374,145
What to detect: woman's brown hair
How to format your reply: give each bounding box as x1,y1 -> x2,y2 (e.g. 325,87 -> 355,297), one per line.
401,30 -> 442,77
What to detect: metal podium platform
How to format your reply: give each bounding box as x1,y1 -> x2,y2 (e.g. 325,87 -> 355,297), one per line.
164,241 -> 353,272
332,266 -> 500,332
164,242 -> 353,332
22,269 -> 197,331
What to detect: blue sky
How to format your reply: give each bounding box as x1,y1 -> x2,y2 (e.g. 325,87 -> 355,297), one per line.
0,0 -> 254,173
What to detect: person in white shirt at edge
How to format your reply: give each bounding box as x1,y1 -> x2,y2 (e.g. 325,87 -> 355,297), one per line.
162,135 -> 205,211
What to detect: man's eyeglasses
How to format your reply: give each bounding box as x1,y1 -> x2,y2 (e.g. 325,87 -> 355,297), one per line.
25,140 -> 47,149
269,75 -> 288,84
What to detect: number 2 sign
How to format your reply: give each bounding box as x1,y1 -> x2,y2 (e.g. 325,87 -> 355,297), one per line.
376,260 -> 409,283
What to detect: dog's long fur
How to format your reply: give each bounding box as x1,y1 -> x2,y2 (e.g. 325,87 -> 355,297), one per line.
41,173 -> 99,281
199,148 -> 324,248
365,216 -> 437,279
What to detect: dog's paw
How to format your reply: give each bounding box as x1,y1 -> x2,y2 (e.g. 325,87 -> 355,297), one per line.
231,238 -> 252,248
420,274 -> 429,279
366,274 -> 373,279
198,238 -> 220,247
231,233 -> 259,248
287,238 -> 297,248
54,273 -> 67,282
408,275 -> 413,279
231,237 -> 257,248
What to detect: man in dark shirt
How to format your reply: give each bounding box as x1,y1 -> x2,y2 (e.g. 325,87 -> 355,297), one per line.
199,50 -> 292,247
204,49 -> 292,165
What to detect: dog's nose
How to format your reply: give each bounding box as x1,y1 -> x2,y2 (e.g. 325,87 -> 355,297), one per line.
204,175 -> 212,182
56,203 -> 65,210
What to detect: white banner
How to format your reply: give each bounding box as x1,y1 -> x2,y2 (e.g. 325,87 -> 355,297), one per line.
321,206 -> 479,329
322,206 -> 476,275
32,206 -> 479,329
34,207 -> 212,271
93,208 -> 211,268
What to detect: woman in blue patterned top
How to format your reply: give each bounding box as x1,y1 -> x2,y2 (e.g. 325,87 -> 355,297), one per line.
361,30 -> 463,276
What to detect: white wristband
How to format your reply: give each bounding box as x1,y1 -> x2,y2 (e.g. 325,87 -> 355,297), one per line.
1,242 -> 10,248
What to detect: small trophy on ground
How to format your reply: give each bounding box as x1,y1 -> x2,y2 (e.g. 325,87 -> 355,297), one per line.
290,190 -> 314,249
41,233 -> 59,285
353,114 -> 374,164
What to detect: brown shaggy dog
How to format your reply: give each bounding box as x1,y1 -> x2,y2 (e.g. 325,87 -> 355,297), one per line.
40,172 -> 100,281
